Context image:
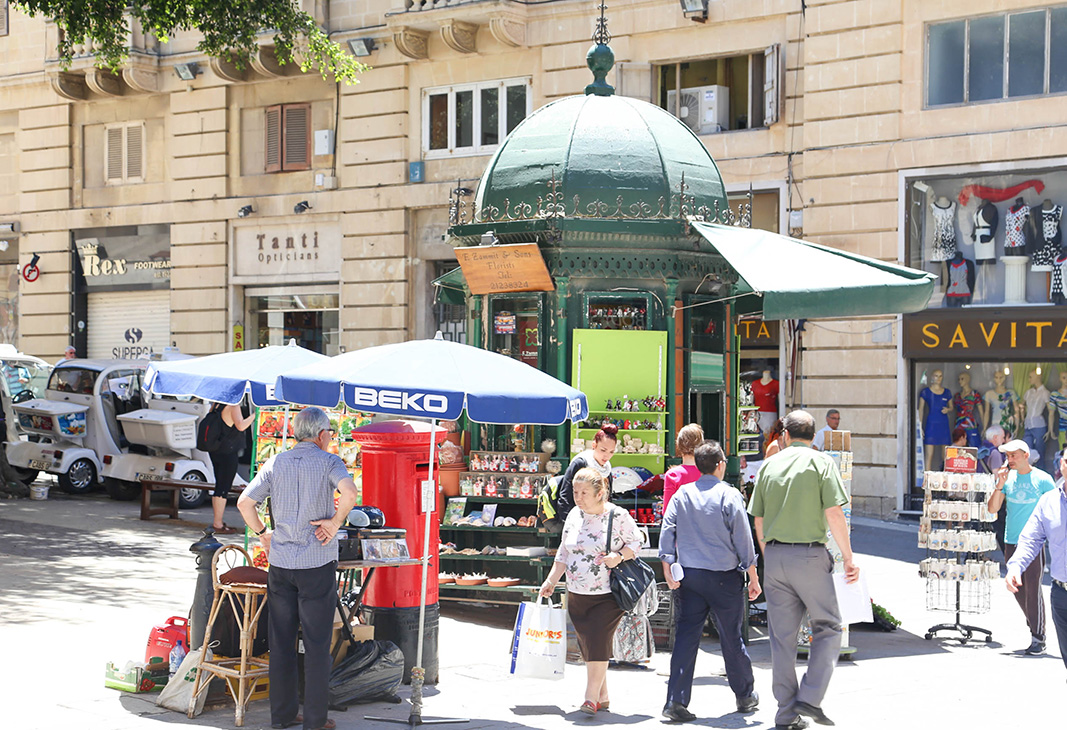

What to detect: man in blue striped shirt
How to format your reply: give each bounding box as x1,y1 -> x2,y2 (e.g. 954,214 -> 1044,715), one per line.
238,407 -> 358,730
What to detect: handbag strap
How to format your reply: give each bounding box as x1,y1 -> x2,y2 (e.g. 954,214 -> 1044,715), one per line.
605,507 -> 614,554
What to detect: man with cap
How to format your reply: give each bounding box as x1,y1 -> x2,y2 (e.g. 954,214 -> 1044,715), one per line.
988,438 -> 1057,655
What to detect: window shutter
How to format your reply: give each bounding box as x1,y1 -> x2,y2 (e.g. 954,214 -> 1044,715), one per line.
763,44 -> 781,126
125,124 -> 144,180
265,105 -> 282,173
282,103 -> 311,171
0,2 -> 9,37
105,127 -> 124,182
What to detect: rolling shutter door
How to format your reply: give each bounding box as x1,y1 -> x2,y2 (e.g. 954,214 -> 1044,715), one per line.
87,290 -> 171,359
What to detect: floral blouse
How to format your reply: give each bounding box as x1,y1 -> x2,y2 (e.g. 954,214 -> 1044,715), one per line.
554,503 -> 644,595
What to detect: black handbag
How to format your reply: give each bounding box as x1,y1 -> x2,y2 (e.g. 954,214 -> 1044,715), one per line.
605,508 -> 656,612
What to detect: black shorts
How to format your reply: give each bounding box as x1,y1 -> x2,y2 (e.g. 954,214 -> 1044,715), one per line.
209,450 -> 239,499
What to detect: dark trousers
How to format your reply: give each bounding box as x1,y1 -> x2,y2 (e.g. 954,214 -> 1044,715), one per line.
268,562 -> 336,730
1051,583 -> 1067,672
666,568 -> 754,707
1005,543 -> 1046,640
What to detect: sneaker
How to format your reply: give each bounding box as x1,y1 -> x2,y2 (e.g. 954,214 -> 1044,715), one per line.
736,691 -> 759,712
1024,637 -> 1046,655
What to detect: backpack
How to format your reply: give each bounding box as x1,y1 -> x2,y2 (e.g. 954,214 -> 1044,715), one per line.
196,405 -> 225,453
535,475 -> 563,531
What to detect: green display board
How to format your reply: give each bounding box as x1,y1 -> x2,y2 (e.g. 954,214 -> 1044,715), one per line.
571,329 -> 668,472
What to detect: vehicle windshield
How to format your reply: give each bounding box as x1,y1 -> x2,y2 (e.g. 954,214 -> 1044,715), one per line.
0,360 -> 51,399
49,367 -> 100,395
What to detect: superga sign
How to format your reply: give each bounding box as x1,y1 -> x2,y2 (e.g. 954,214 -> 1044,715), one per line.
346,386 -> 456,416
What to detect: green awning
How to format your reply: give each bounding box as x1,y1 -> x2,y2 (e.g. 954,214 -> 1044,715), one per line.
691,222 -> 936,320
432,266 -> 467,306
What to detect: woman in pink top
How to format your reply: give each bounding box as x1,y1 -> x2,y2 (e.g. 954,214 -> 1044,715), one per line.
663,423 -> 705,508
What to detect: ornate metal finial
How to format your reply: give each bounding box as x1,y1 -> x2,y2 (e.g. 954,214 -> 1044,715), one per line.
592,1 -> 611,45
585,2 -> 615,96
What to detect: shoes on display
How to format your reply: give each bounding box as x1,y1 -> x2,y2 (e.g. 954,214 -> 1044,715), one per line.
1024,637 -> 1046,655
793,701 -> 834,726
775,717 -> 809,730
662,702 -> 697,722
736,691 -> 759,712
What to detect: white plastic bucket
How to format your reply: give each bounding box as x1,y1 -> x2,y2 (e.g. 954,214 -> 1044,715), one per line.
29,485 -> 49,501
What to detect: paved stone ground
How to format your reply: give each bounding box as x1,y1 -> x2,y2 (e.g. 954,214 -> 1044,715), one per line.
1,481 -> 1061,729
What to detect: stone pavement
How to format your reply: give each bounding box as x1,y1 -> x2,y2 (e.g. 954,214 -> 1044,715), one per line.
0,485 -> 1061,730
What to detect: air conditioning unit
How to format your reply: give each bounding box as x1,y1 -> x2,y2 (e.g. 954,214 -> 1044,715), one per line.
666,85 -> 730,134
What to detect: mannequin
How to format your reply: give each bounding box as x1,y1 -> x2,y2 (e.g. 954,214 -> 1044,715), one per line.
1051,247 -> 1067,304
1049,371 -> 1067,448
1031,198 -> 1062,272
930,196 -> 958,262
1018,368 -> 1054,472
944,252 -> 976,307
971,198 -> 999,264
982,369 -> 1018,437
751,369 -> 779,437
919,369 -> 953,470
1005,197 -> 1030,253
953,371 -> 983,447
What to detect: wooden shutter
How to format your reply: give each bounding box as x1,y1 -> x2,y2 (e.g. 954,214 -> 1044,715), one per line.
105,126 -> 124,182
0,2 -> 9,37
763,44 -> 781,126
265,105 -> 282,172
125,123 -> 144,180
281,103 -> 311,171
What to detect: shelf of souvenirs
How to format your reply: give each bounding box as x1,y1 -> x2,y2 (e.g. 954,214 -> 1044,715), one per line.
923,471 -> 995,494
571,434 -> 665,457
466,450 -> 548,473
459,473 -> 545,499
919,558 -> 1000,582
918,527 -> 998,551
589,395 -> 667,414
920,499 -> 997,523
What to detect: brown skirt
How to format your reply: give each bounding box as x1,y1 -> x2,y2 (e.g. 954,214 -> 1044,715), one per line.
567,591 -> 625,662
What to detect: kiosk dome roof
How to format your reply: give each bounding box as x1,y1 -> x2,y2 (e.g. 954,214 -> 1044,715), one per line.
474,93 -> 729,220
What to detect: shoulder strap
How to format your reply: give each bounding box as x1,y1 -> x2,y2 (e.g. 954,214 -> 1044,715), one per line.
605,508 -> 614,553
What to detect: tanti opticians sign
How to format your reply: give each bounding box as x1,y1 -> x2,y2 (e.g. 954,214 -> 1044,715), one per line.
234,224 -> 340,277
903,309 -> 1067,359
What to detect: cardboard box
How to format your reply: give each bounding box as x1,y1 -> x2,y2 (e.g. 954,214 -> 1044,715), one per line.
105,661 -> 164,693
828,430 -> 851,451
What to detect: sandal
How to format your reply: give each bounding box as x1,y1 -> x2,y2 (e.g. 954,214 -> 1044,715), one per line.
598,701 -> 610,711
580,700 -> 598,715
212,524 -> 237,535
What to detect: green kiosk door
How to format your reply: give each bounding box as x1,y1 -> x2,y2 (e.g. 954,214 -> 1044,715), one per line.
571,329 -> 668,472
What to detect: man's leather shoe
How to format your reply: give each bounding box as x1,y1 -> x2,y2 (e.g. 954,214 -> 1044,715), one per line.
793,701 -> 834,726
774,717 -> 809,730
736,691 -> 759,712
1024,637 -> 1046,655
662,702 -> 697,723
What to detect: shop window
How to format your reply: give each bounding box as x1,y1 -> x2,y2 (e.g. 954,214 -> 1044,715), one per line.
904,169 -> 1067,308
655,46 -> 780,134
264,103 -> 311,173
422,78 -> 531,158
908,361 -> 1067,507
104,122 -> 145,185
248,292 -> 339,355
927,7 -> 1067,107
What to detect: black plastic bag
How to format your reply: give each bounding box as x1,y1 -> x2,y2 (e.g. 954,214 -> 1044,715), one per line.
328,640 -> 404,708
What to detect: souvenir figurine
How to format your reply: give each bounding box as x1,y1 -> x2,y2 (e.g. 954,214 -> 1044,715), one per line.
614,399 -> 622,411
510,456 -> 519,472
606,398 -> 614,411
473,476 -> 485,496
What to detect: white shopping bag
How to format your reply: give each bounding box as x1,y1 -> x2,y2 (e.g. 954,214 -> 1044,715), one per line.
509,597 -> 566,680
156,645 -> 212,715
832,572 -> 873,625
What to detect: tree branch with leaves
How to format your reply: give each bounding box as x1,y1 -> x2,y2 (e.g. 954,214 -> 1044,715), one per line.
14,0 -> 367,84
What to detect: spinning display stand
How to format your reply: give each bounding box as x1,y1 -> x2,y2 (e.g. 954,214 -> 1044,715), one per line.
918,454 -> 996,645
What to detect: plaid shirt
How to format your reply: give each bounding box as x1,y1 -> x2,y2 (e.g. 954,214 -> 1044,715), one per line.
244,441 -> 351,570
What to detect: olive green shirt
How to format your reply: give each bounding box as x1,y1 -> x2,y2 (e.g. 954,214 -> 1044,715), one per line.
748,442 -> 848,544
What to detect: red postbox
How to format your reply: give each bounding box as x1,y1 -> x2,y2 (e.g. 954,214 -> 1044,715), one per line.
350,420 -> 446,683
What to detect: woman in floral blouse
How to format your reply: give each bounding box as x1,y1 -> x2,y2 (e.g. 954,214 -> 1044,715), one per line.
539,467 -> 644,715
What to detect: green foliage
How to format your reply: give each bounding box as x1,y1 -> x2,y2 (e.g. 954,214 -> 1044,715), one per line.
871,601 -> 901,628
13,1 -> 367,84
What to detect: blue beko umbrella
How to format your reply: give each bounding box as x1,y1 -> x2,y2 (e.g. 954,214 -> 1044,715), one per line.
275,333 -> 588,726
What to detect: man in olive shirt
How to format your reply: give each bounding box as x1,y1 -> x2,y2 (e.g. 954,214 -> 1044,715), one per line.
749,410 -> 859,730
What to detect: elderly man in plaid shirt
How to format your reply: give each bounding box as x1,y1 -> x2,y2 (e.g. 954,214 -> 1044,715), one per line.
238,407 -> 358,730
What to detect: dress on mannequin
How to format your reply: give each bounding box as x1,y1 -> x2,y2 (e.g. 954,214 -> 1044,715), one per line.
1031,201 -> 1062,271
983,375 -> 1018,437
930,198 -> 958,262
1021,373 -> 1052,472
1048,372 -> 1067,448
971,199 -> 999,263
945,253 -> 975,306
953,374 -> 983,448
1005,200 -> 1030,253
920,386 -> 953,446
1050,250 -> 1067,304
751,371 -> 779,436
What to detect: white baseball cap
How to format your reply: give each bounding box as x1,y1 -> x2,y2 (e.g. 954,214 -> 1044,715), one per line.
998,439 -> 1030,455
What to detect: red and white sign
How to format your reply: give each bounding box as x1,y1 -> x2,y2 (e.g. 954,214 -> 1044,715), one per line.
943,446 -> 978,474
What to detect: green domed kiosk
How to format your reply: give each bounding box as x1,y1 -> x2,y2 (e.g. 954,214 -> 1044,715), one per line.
436,7 -> 935,597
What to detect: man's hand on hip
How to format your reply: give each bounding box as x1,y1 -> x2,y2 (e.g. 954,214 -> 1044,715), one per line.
310,518 -> 340,545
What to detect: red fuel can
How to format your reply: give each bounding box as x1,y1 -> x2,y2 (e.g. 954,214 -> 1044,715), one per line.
145,616 -> 189,665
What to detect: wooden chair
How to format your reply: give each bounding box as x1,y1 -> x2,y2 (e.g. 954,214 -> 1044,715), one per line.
188,544 -> 269,727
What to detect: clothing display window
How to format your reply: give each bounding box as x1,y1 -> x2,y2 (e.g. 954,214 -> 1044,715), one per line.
906,169 -> 1067,306
910,361 -> 1067,504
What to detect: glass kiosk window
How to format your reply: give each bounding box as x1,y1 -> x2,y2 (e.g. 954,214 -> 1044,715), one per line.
485,294 -> 543,451
584,293 -> 653,330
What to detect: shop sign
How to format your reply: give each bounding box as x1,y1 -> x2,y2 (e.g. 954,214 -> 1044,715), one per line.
75,237 -> 171,290
233,324 -> 245,351
455,243 -> 554,295
943,446 -> 978,474
738,317 -> 779,348
234,223 -> 340,277
903,309 -> 1067,359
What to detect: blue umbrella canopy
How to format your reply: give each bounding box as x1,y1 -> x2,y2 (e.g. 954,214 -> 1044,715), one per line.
144,341 -> 329,407
274,335 -> 588,425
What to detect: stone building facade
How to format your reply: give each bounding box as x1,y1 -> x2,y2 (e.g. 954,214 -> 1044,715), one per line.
1,0 -> 1065,516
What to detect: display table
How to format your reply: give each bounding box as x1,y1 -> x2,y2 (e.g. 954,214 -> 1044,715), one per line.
335,558 -> 425,653
137,477 -> 216,521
